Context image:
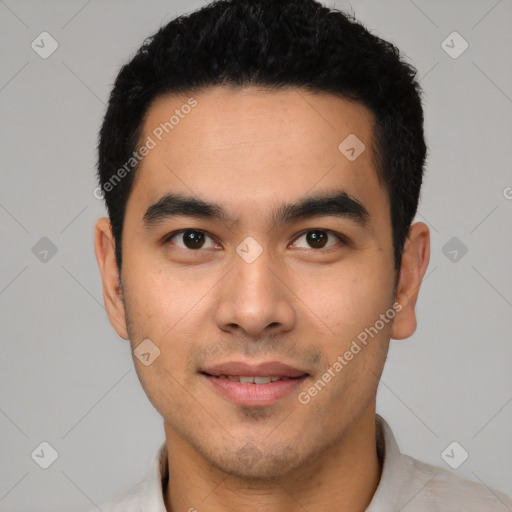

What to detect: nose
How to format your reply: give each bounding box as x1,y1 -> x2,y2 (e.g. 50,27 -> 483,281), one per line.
213,248 -> 296,339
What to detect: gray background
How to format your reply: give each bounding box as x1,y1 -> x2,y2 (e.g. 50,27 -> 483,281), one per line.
1,0 -> 511,510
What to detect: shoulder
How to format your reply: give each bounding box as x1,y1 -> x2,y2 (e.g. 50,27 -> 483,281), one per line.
401,454 -> 512,511
89,481 -> 145,512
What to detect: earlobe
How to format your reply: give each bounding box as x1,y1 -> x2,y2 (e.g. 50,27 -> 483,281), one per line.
94,217 -> 129,339
390,222 -> 430,340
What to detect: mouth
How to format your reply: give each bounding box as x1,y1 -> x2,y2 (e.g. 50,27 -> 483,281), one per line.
200,361 -> 310,406
203,374 -> 301,384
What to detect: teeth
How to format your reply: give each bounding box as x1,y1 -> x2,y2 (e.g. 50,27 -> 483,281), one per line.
216,375 -> 285,384
254,376 -> 272,384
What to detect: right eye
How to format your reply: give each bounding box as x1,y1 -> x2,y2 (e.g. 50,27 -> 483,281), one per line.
164,229 -> 220,251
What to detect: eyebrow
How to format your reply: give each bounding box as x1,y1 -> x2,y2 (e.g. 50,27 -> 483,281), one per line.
142,190 -> 370,230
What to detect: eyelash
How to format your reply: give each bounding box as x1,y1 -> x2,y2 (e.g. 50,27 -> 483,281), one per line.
163,229 -> 347,252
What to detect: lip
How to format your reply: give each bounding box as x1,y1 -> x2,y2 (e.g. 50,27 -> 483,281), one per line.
202,374 -> 308,406
200,361 -> 310,406
201,361 -> 308,378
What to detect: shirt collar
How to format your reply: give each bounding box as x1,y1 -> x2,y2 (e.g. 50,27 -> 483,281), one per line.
142,414 -> 405,512
141,439 -> 168,512
366,414 -> 409,511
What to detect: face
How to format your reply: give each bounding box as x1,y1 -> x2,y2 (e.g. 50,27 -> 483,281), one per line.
95,86 -> 429,480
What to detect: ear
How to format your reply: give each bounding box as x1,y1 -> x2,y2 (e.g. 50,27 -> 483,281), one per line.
391,221 -> 430,340
94,217 -> 129,339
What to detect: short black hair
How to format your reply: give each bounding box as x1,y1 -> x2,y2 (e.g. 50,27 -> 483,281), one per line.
97,0 -> 427,272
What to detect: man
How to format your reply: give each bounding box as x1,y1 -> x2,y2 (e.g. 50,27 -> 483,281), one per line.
92,0 -> 512,510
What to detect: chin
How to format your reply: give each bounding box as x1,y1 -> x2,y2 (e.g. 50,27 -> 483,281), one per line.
205,440 -> 305,481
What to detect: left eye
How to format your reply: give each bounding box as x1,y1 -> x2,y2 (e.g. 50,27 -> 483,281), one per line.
291,230 -> 343,250
166,230 -> 218,250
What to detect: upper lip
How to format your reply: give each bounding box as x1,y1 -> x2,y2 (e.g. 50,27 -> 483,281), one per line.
201,361 -> 309,378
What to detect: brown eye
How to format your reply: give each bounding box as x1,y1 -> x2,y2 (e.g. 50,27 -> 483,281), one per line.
182,230 -> 205,249
292,229 -> 343,250
166,230 -> 217,250
306,230 -> 328,248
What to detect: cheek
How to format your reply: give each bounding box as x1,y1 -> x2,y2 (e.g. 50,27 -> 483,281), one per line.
293,260 -> 394,339
123,265 -> 218,389
122,272 -> 201,414
123,258 -> 206,336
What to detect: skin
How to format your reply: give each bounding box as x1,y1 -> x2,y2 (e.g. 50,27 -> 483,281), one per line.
95,86 -> 430,512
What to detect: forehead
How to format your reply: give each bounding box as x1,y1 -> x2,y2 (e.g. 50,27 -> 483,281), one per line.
130,86 -> 387,225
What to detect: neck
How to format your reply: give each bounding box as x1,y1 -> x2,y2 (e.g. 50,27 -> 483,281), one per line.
163,405 -> 381,512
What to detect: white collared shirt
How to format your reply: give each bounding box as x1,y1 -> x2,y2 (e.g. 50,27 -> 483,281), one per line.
92,414 -> 512,511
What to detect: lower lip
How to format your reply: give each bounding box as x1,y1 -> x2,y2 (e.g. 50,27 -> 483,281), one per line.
202,374 -> 308,406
